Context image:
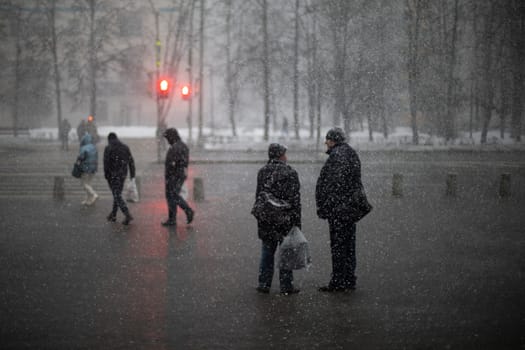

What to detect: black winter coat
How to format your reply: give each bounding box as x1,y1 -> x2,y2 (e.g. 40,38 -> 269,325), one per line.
315,142 -> 362,220
165,141 -> 189,184
103,138 -> 136,180
255,159 -> 301,241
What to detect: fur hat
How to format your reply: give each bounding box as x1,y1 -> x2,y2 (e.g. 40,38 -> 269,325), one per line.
325,127 -> 346,143
268,143 -> 287,159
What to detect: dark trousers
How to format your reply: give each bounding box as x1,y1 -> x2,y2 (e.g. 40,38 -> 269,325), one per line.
258,239 -> 293,291
108,177 -> 130,216
328,217 -> 357,288
165,178 -> 191,221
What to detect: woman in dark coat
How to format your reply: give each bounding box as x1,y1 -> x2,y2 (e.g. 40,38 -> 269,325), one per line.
254,143 -> 301,295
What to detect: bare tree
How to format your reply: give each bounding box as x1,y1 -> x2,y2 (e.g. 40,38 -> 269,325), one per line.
197,0 -> 205,144
405,0 -> 426,145
292,0 -> 300,139
1,1 -> 51,136
40,0 -> 65,138
510,0 -> 525,142
262,0 -> 271,140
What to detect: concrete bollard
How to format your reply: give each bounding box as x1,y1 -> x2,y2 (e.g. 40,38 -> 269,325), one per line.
392,173 -> 403,197
499,173 -> 511,197
446,173 -> 458,197
53,176 -> 65,200
193,177 -> 204,202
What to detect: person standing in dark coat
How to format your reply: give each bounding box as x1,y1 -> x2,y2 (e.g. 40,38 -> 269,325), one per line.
254,143 -> 301,295
103,132 -> 135,225
162,128 -> 194,227
316,127 -> 362,292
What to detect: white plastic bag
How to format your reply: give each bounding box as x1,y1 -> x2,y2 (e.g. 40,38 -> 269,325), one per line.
125,178 -> 140,202
180,183 -> 188,200
278,226 -> 311,270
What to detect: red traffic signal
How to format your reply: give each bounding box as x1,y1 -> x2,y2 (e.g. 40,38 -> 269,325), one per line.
181,84 -> 191,100
157,78 -> 170,98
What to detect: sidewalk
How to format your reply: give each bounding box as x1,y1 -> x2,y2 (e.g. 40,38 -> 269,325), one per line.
1,139 -> 524,349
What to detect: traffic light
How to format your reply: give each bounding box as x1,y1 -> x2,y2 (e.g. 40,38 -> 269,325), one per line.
181,84 -> 191,100
157,78 -> 170,99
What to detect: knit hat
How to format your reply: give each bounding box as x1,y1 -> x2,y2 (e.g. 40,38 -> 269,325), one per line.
268,143 -> 287,159
325,127 -> 346,143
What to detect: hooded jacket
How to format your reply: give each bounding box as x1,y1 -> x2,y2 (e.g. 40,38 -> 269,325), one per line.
78,134 -> 98,174
165,140 -> 189,183
103,136 -> 135,180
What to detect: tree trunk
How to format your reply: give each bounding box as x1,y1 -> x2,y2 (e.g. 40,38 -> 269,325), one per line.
225,0 -> 237,137
480,2 -> 496,144
406,0 -> 421,145
367,106 -> 373,142
510,0 -> 524,142
13,12 -> 22,137
187,1 -> 195,143
262,0 -> 270,141
445,0 -> 459,141
88,0 -> 97,119
198,0 -> 205,144
293,0 -> 300,139
49,2 -> 63,139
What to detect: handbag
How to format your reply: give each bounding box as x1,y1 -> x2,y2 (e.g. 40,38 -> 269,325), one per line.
71,161 -> 82,178
347,184 -> 373,222
251,191 -> 291,225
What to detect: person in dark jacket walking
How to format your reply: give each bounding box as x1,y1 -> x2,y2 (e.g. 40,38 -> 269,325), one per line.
254,143 -> 301,295
162,128 -> 194,227
103,132 -> 135,225
316,127 -> 362,292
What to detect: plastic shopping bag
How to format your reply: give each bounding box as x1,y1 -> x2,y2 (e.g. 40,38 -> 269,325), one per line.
180,183 -> 188,200
125,178 -> 140,202
278,226 -> 311,270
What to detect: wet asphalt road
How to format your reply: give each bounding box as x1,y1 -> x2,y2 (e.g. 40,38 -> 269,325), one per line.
0,139 -> 524,349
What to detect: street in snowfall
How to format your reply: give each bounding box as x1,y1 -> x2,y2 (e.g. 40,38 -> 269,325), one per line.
0,138 -> 524,350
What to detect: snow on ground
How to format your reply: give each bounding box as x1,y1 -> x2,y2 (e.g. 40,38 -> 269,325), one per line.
1,126 -> 524,151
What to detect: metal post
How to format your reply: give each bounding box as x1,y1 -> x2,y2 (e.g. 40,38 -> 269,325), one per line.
392,173 -> 403,197
53,176 -> 65,200
446,173 -> 457,197
499,173 -> 511,197
193,177 -> 204,201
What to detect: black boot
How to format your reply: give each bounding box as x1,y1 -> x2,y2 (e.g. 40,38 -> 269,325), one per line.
186,208 -> 194,224
122,214 -> 134,225
161,219 -> 176,226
